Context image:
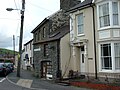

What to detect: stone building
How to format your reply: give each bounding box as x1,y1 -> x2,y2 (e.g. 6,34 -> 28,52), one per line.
31,0 -> 80,80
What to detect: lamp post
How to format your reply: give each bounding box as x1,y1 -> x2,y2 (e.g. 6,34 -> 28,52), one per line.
6,0 -> 25,77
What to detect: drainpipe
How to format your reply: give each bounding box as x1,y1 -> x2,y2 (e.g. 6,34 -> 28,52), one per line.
91,4 -> 98,79
57,40 -> 61,79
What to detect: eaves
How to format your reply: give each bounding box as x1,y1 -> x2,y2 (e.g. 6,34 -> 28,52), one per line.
33,38 -> 60,45
31,18 -> 49,33
68,3 -> 94,13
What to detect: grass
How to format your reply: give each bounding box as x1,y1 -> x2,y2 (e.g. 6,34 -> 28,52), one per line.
0,48 -> 18,55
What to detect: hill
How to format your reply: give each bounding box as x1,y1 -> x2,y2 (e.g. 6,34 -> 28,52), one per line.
0,48 -> 18,55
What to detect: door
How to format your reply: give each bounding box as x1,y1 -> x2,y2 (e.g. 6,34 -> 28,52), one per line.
80,51 -> 85,73
41,61 -> 52,78
41,62 -> 47,78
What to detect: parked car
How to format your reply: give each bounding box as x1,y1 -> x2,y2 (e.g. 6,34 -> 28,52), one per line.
0,63 -> 8,76
5,63 -> 14,72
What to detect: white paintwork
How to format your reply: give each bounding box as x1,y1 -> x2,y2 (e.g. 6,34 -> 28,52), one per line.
17,79 -> 33,88
113,30 -> 120,37
99,30 -> 110,39
46,74 -> 53,80
80,51 -> 85,73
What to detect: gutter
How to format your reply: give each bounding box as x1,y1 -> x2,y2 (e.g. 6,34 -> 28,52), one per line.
67,4 -> 92,13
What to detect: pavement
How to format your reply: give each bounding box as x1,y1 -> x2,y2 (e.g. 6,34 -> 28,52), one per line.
8,69 -> 119,90
6,69 -> 54,90
9,68 -> 119,90
6,69 -> 91,90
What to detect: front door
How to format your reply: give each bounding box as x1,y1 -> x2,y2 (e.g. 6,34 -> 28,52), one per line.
41,61 -> 52,78
41,62 -> 47,78
80,49 -> 85,73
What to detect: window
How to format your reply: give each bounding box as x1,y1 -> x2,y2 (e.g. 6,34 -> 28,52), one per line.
43,27 -> 46,38
99,3 -> 110,28
34,33 -> 37,42
100,42 -> 120,71
44,44 -> 49,56
77,13 -> 84,35
38,31 -> 40,41
101,44 -> 112,70
30,42 -> 32,50
114,43 -> 120,70
26,46 -> 27,52
46,61 -> 52,74
98,1 -> 119,29
112,2 -> 119,25
39,30 -> 41,40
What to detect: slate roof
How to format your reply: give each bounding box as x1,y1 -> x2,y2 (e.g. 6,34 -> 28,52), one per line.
31,18 -> 49,33
68,0 -> 93,12
24,39 -> 33,46
31,10 -> 62,33
33,25 -> 70,44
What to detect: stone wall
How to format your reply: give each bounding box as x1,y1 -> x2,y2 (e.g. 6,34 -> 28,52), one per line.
49,10 -> 69,32
33,41 -> 59,79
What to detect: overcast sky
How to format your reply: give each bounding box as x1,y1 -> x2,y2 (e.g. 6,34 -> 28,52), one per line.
0,0 -> 60,51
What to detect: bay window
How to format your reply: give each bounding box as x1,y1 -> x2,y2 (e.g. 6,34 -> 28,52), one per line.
100,42 -> 120,71
114,43 -> 120,70
99,3 -> 110,28
112,2 -> 119,25
101,44 -> 112,70
98,1 -> 119,29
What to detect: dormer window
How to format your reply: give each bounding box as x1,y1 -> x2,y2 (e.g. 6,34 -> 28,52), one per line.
97,1 -> 119,29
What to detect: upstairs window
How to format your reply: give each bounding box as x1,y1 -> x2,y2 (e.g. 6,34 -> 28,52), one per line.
43,27 -> 46,38
98,1 -> 119,29
112,2 -> 119,25
34,33 -> 37,42
30,42 -> 31,50
44,44 -> 49,56
99,3 -> 110,28
77,13 -> 84,35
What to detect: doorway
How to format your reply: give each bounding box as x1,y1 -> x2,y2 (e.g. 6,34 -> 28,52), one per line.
41,61 -> 52,78
80,46 -> 85,73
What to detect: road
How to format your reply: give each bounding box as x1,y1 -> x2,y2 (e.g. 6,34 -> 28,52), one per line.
0,76 -> 91,90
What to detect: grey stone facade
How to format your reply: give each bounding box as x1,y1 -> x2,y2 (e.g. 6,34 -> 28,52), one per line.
49,10 -> 69,32
33,41 -> 59,79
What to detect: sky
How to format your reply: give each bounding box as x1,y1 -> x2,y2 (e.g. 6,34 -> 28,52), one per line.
0,0 -> 60,51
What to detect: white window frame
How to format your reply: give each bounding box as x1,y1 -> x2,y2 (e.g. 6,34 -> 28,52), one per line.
112,2 -> 119,26
100,43 -> 112,70
99,42 -> 120,73
97,0 -> 120,30
114,43 -> 120,71
76,13 -> 84,36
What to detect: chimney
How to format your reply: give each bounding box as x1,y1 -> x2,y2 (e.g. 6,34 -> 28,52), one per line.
60,0 -> 81,11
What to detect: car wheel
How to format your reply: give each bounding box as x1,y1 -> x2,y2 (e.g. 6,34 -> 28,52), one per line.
3,71 -> 7,76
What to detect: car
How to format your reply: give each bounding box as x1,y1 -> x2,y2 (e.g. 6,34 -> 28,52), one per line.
5,63 -> 14,72
0,63 -> 8,76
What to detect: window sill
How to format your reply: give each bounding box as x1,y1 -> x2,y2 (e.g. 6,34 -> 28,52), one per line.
99,70 -> 120,73
98,26 -> 120,31
77,34 -> 85,37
